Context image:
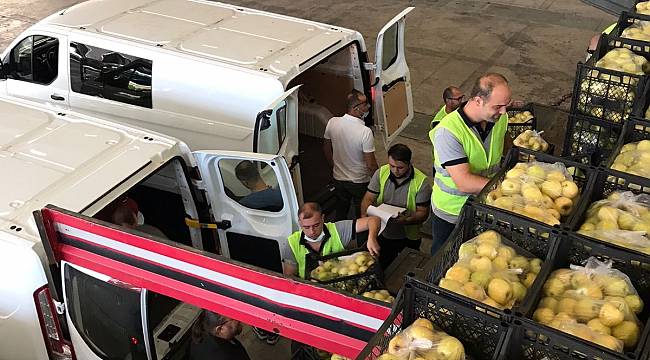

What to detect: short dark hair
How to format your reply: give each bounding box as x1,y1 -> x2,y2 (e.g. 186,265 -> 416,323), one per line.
387,143 -> 411,163
442,87 -> 454,101
235,160 -> 261,182
298,202 -> 322,220
470,73 -> 508,100
191,310 -> 229,344
346,89 -> 366,110
442,86 -> 461,101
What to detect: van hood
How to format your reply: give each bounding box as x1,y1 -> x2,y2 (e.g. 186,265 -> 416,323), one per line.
0,99 -> 179,241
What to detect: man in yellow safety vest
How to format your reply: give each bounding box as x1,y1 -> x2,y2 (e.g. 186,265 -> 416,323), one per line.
431,86 -> 464,130
429,73 -> 511,255
360,144 -> 431,269
283,202 -> 380,279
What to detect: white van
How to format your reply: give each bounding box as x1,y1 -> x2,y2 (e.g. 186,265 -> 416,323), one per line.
0,97 -> 388,360
0,0 -> 415,206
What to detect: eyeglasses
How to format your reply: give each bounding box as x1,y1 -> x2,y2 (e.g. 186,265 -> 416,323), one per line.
446,95 -> 465,102
352,100 -> 369,108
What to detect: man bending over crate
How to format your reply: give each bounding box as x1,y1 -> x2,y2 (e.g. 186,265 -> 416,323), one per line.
282,202 -> 381,279
430,73 -> 511,255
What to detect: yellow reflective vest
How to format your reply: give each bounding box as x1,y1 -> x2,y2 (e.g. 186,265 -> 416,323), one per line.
287,223 -> 344,279
431,111 -> 507,216
376,165 -> 428,240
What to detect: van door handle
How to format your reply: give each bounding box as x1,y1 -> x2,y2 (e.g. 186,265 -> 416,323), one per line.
50,94 -> 65,101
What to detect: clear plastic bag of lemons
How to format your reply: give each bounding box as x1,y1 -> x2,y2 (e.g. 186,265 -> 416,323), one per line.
513,130 -> 549,153
533,257 -> 644,352
439,230 -> 543,310
578,191 -> 650,255
379,318 -> 465,360
486,161 -> 579,226
610,139 -> 650,178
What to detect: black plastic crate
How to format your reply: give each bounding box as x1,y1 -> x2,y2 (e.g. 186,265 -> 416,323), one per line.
519,233 -> 650,359
305,247 -> 383,295
609,12 -> 650,53
562,113 -> 623,166
354,289 -> 405,360
507,104 -> 537,140
605,117 -> 650,170
478,147 -> 597,227
568,168 -> 650,258
499,317 -> 634,360
571,36 -> 649,125
355,279 -> 510,360
468,202 -> 559,265
426,202 -> 560,322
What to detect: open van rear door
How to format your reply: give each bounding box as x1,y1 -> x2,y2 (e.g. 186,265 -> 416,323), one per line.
373,7 -> 415,148
36,206 -> 390,358
254,86 -> 303,204
193,151 -> 299,273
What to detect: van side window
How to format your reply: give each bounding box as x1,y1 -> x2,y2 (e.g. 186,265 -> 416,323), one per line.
93,158 -> 197,248
219,158 -> 284,212
64,265 -> 148,360
70,42 -> 152,108
256,101 -> 287,154
381,22 -> 398,71
5,35 -> 58,84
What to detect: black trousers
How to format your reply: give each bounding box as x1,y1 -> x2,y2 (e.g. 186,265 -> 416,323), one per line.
333,180 -> 368,221
377,235 -> 422,270
431,214 -> 455,256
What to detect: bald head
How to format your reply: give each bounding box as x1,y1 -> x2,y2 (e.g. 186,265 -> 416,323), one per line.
470,73 -> 509,101
465,73 -> 512,123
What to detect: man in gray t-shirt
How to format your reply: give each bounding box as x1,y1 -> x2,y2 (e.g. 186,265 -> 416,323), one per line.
361,144 -> 431,269
282,202 -> 381,278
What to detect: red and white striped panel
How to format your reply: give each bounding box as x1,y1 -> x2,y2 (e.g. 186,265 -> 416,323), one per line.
38,206 -> 391,358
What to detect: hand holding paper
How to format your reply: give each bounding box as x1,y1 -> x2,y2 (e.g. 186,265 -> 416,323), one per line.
367,203 -> 406,234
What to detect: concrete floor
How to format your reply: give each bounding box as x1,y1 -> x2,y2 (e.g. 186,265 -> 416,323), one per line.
0,0 -> 616,358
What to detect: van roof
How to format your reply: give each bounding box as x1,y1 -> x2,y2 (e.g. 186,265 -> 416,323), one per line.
0,98 -> 180,241
44,0 -> 358,76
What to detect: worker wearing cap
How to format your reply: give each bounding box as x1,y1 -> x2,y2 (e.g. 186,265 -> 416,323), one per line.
429,73 -> 511,255
360,143 -> 431,269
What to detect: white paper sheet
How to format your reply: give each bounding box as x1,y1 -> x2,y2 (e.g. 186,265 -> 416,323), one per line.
367,203 -> 405,234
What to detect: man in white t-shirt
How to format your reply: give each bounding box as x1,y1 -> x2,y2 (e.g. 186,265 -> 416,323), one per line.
324,89 -> 378,220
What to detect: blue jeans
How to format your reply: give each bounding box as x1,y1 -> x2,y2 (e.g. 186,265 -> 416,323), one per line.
430,214 -> 455,256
